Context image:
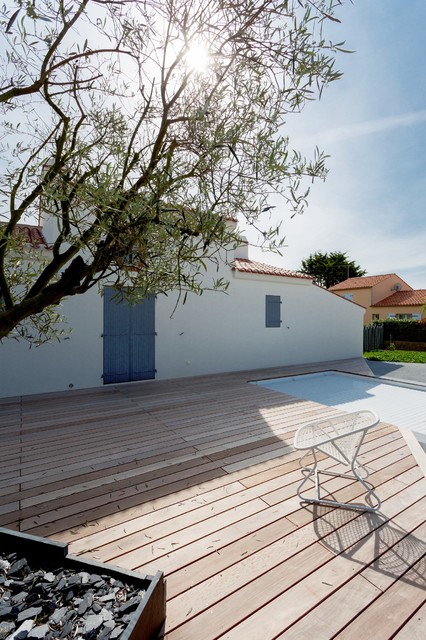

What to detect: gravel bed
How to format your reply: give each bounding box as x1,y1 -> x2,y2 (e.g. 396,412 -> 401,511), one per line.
0,552 -> 146,639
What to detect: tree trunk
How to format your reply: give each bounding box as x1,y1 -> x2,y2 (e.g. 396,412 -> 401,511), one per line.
0,256 -> 90,340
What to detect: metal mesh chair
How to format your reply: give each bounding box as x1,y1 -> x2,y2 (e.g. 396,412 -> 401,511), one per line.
294,410 -> 381,512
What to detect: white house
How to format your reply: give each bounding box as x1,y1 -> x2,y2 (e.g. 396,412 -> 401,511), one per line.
0,224 -> 364,398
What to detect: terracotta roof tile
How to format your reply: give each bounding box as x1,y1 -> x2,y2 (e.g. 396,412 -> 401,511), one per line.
15,224 -> 49,248
372,289 -> 426,307
329,274 -> 396,290
1,223 -> 49,248
232,258 -> 312,280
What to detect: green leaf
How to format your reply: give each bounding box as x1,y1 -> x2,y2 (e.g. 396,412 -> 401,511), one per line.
5,9 -> 20,34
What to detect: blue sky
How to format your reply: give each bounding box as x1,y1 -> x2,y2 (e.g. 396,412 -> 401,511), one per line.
249,0 -> 426,290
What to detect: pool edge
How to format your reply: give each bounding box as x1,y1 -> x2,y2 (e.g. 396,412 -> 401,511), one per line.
398,428 -> 426,477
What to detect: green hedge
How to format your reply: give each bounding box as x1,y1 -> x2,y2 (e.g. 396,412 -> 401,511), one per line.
372,319 -> 426,343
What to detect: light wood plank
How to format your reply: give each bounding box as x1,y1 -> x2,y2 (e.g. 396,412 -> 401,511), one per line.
392,601 -> 426,640
336,555 -> 426,639
2,357 -> 425,640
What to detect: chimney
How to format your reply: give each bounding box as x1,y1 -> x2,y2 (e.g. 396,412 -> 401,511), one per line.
234,236 -> 249,260
37,159 -> 60,245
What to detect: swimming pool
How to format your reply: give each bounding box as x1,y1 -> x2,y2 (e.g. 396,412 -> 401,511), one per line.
252,371 -> 426,446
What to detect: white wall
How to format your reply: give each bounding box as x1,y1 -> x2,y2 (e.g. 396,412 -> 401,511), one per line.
155,272 -> 363,379
0,265 -> 363,398
0,289 -> 104,397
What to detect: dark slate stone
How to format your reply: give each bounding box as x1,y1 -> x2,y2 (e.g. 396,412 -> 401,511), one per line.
0,620 -> 15,639
118,596 -> 140,614
55,577 -> 66,591
83,613 -> 103,633
11,591 -> 28,604
5,579 -> 25,590
110,625 -> 125,639
23,571 -> 43,585
0,606 -> 12,619
24,592 -> 41,607
8,619 -> 34,638
16,606 -> 42,622
31,583 -> 47,597
100,607 -> 114,623
79,572 -> 91,584
64,589 -> 74,603
0,550 -> 146,640
97,592 -> 116,603
98,626 -> 114,639
77,592 -> 94,615
43,572 -> 55,583
59,620 -> 73,638
66,574 -> 81,588
63,609 -> 77,623
49,606 -> 68,625
10,604 -> 21,618
42,600 -> 57,616
27,623 -> 51,639
8,559 -> 29,576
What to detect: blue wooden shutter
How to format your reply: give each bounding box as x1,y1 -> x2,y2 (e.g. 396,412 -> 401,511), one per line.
130,295 -> 155,380
265,295 -> 281,327
103,288 -> 131,383
103,288 -> 155,383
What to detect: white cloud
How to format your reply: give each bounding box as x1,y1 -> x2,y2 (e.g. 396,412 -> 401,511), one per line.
314,110 -> 426,146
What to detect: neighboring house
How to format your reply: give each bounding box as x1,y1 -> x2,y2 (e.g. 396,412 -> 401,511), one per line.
371,289 -> 426,321
329,274 -> 426,323
0,223 -> 365,398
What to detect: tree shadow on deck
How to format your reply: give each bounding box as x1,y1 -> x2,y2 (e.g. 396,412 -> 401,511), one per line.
1,376 -> 312,547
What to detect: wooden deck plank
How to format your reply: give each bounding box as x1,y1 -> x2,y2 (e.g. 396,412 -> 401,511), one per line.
279,500 -> 426,639
128,459 -> 421,579
189,482 -> 426,640
274,575 -> 381,640
392,600 -> 426,639
18,460 -> 225,529
336,556 -> 426,639
163,475 -> 425,637
1,358 -> 425,640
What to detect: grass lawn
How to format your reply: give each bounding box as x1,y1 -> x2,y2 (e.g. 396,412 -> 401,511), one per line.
364,350 -> 426,364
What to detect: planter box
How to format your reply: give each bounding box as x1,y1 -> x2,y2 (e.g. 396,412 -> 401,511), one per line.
0,527 -> 165,640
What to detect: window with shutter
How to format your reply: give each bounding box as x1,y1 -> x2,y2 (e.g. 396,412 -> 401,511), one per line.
265,295 -> 281,327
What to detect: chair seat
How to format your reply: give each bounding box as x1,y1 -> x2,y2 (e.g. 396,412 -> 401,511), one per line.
294,410 -> 379,466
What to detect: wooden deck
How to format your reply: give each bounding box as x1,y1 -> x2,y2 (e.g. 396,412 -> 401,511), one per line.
1,358 -> 426,639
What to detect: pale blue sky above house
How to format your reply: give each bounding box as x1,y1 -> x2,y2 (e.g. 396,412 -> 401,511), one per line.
248,0 -> 426,289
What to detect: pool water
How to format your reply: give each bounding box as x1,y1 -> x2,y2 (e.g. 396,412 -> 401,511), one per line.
252,371 -> 426,446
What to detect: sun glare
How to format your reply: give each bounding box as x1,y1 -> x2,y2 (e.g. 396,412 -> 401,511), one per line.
185,42 -> 210,73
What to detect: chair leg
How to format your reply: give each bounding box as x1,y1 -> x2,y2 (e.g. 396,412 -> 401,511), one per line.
351,460 -> 381,511
297,453 -> 381,512
296,449 -> 319,504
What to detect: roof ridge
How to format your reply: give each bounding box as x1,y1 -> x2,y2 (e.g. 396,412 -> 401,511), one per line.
232,258 -> 312,280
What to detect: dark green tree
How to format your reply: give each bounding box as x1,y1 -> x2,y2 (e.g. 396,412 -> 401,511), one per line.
0,0 -> 346,342
300,251 -> 366,288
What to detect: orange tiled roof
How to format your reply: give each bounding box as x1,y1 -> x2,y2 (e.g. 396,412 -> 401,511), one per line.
372,289 -> 426,307
15,224 -> 49,248
232,258 -> 312,280
329,274 -> 396,290
1,223 -> 49,248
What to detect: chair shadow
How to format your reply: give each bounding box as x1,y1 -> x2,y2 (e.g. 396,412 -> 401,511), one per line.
311,504 -> 426,589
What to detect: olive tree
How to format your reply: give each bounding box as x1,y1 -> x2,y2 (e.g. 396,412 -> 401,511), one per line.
0,0 -> 345,342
